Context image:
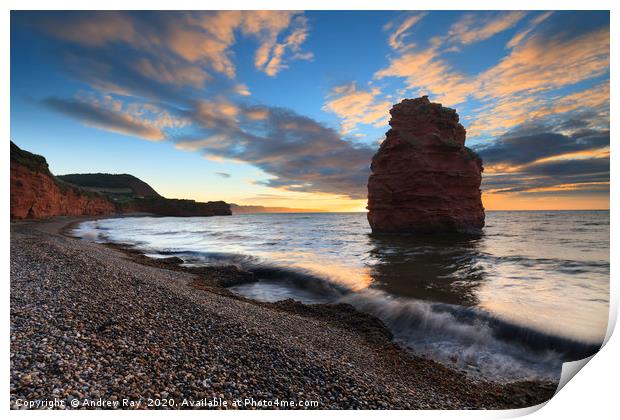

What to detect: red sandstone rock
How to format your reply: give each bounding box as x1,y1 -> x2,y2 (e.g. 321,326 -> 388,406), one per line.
367,96 -> 485,234
10,143 -> 116,219
10,142 -> 232,219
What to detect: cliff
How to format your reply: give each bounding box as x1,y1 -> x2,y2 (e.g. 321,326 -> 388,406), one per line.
57,173 -> 161,198
10,142 -> 232,219
10,142 -> 116,219
120,198 -> 231,217
367,96 -> 485,234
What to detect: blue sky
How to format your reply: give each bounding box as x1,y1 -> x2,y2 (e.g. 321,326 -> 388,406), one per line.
10,11 -> 610,210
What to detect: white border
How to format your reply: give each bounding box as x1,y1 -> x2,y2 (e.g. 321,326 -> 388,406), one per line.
2,1 -> 617,418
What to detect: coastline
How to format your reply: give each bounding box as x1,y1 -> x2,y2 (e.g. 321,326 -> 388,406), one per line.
11,216 -> 558,409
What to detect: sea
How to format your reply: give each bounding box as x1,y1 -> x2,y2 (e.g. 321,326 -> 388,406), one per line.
72,211 -> 610,382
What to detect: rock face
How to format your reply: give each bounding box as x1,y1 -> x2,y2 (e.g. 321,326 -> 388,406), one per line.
367,96 -> 485,234
11,142 -> 116,219
11,141 -> 232,220
120,198 -> 232,217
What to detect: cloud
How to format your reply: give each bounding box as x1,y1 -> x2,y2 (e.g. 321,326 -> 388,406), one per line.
175,135 -> 227,152
375,11 -> 610,148
506,11 -> 553,49
478,127 -> 609,167
478,119 -> 609,196
43,93 -> 189,141
376,11 -> 609,127
244,107 -> 270,121
189,10 -> 312,77
442,11 -> 527,48
482,157 -> 609,195
477,27 -> 609,99
24,9 -> 368,200
323,82 -> 391,134
215,172 -> 231,178
387,13 -> 426,50
193,99 -> 240,129
177,104 -> 375,199
39,11 -> 137,47
260,15 -> 314,76
467,81 -> 610,138
235,84 -> 251,96
37,11 -> 312,80
375,47 -> 476,105
131,57 -> 211,89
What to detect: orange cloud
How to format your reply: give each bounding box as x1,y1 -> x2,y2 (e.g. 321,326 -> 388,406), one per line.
387,13 -> 427,50
444,11 -> 527,47
194,100 -> 240,129
235,84 -> 251,96
244,108 -> 270,121
520,181 -> 609,194
375,47 -> 476,105
131,57 -> 211,88
263,16 -> 313,76
377,13 -> 609,140
485,147 -> 610,176
323,82 -> 391,134
477,28 -> 609,99
468,81 -> 610,138
506,11 -> 553,49
532,82 -> 610,120
41,11 -> 312,82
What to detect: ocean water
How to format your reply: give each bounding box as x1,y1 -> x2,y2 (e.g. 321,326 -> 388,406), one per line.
73,211 -> 609,382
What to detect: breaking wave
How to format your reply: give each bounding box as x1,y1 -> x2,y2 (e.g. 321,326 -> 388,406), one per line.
71,212 -> 609,382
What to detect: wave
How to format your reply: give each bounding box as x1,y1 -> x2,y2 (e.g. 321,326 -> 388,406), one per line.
70,216 -> 607,382
216,256 -> 600,381
339,289 -> 600,381
162,250 -> 351,299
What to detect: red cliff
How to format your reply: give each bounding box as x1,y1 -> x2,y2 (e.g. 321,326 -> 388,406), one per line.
10,142 -> 116,219
367,96 -> 485,234
10,142 -> 232,219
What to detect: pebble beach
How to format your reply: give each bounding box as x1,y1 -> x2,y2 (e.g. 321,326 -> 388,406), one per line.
10,217 -> 558,410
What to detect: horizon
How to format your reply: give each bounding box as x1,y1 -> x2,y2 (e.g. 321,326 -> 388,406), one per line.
10,11 -> 610,212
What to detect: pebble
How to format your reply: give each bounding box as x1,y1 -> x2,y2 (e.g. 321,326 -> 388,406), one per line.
10,220 -> 558,410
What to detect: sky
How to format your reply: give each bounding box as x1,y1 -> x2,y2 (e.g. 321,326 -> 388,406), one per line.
10,10 -> 610,211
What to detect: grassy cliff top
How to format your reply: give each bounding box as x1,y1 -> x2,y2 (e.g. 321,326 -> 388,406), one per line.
10,141 -> 51,174
57,173 -> 161,198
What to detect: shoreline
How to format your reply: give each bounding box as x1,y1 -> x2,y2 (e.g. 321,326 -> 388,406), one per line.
11,216 -> 558,409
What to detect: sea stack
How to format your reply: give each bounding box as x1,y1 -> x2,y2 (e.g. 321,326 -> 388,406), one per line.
367,96 -> 485,234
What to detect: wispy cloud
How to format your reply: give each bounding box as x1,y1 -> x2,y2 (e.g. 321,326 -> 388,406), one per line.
441,11 -> 527,49
39,11 -> 312,81
506,11 -> 553,49
323,82 -> 391,134
176,103 -> 374,199
468,82 -> 609,138
43,93 -> 189,141
374,47 -> 475,105
477,27 -> 609,99
376,12 -> 609,137
386,13 -> 427,50
478,120 -> 609,196
259,15 -> 314,76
